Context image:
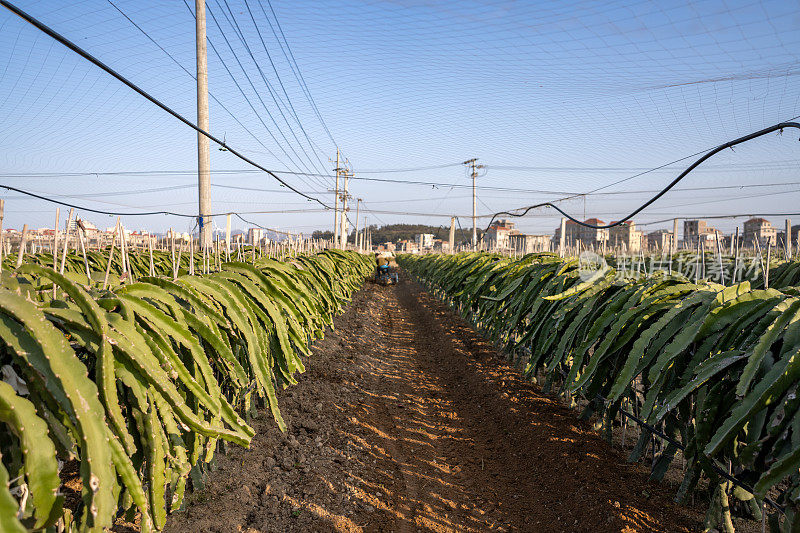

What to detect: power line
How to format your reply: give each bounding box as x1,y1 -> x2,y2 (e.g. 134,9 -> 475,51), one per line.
214,0 -> 328,178
476,121 -> 800,239
241,0 -> 330,174
105,0 -> 298,177
0,0 -> 332,211
637,212 -> 800,227
355,162 -> 464,173
260,0 -> 338,150
486,160 -> 800,172
202,1 -> 324,186
7,167 -> 800,199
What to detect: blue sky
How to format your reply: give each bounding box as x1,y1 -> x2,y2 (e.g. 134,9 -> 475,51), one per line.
1,0 -> 799,237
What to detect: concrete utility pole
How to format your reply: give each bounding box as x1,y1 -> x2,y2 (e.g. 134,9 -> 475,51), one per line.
196,0 -> 212,248
332,149 -> 341,249
354,198 -> 361,252
340,170 -> 350,249
463,158 -> 484,251
225,214 -> 231,257
559,217 -> 566,257
449,216 -> 456,254
672,218 -> 679,254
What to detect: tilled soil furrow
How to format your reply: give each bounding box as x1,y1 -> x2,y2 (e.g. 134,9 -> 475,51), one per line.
163,274 -> 701,533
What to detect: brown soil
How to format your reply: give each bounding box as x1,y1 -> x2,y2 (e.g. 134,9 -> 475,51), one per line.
162,273 -> 702,533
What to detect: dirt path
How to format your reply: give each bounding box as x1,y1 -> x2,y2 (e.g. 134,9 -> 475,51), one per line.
164,274 -> 701,533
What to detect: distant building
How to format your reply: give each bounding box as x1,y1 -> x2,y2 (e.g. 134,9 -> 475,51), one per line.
647,229 -> 673,251
551,219 -> 610,251
787,225 -> 800,249
248,228 -> 264,245
684,220 -> 720,247
576,218 -> 609,250
415,233 -> 434,249
553,220 -> 578,249
609,220 -> 643,253
743,218 -> 776,248
509,234 -> 550,254
485,219 -> 518,250
397,240 -> 417,252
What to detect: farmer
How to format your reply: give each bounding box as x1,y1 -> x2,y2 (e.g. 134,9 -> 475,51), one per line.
375,252 -> 392,277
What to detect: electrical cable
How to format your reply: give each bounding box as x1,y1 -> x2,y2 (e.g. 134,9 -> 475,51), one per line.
241,0 -> 330,174
233,213 -> 297,236
355,162 -> 464,173
0,0 -> 332,211
636,212 -> 800,227
476,121 -> 800,243
202,1 -> 324,185
214,0 -> 328,179
261,0 -> 338,150
106,0 -> 301,176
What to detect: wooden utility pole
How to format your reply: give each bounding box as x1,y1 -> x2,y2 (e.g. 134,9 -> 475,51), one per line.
463,158 -> 484,251
196,0 -> 212,248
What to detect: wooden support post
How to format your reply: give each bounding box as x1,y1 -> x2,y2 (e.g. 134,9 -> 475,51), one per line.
732,227 -> 740,284
225,214 -> 232,259
59,208 -> 75,275
176,239 -> 184,281
170,230 -> 176,279
714,231 -> 725,284
0,199 -> 4,273
102,219 -> 120,290
15,224 -> 28,269
77,226 -> 90,285
148,235 -> 155,277
787,219 -> 792,259
766,241 -> 772,289
53,208 -> 60,272
189,236 -> 195,276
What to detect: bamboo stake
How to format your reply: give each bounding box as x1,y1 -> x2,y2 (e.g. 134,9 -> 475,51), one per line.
15,224 -> 28,269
